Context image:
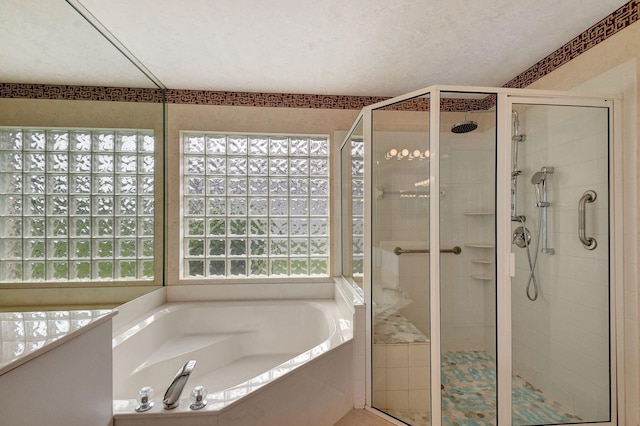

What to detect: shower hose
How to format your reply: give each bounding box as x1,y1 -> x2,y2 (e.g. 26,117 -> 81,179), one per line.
518,210 -> 542,301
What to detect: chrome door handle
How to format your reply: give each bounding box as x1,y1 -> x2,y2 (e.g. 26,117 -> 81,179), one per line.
578,190 -> 597,250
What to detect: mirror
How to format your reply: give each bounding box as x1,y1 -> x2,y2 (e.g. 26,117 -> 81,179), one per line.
0,1 -> 165,305
0,0 -> 159,88
341,117 -> 364,288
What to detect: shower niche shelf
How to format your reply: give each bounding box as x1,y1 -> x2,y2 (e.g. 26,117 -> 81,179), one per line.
471,258 -> 493,264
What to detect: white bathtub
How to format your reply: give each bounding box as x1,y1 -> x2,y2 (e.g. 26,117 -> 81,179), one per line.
112,284 -> 361,425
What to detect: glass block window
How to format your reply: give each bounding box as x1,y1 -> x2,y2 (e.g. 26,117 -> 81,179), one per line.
351,139 -> 364,276
0,128 -> 155,283
182,133 -> 329,278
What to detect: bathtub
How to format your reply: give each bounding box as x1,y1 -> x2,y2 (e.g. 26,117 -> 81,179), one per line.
112,282 -> 362,425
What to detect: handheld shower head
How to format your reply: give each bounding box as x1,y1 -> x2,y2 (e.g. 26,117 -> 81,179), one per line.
531,171 -> 546,185
531,168 -> 553,207
532,178 -> 545,206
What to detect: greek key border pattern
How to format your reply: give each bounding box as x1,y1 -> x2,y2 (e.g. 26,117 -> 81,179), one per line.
1,1 -> 637,109
505,0 -> 639,88
0,83 -> 164,103
164,90 -> 387,110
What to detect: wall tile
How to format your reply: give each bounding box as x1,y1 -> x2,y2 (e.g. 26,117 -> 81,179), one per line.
386,344 -> 408,368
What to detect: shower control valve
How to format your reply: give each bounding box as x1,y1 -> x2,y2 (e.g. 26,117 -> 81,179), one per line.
512,226 -> 531,248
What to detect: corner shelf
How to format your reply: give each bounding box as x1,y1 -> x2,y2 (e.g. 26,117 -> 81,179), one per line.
465,208 -> 495,283
471,274 -> 494,281
464,243 -> 495,249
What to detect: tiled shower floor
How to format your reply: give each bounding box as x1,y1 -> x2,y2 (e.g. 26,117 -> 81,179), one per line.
387,351 -> 582,426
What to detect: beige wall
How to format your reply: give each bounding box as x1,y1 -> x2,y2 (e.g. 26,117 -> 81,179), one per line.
0,98 -> 163,130
525,20 -> 639,424
165,103 -> 359,283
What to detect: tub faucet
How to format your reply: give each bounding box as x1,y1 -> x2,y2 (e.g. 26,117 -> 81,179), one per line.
162,360 -> 196,409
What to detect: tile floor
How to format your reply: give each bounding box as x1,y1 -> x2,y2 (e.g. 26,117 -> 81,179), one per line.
336,351 -> 582,426
441,351 -> 581,425
334,409 -> 395,425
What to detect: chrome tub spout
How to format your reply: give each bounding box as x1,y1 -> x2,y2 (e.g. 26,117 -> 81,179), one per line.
162,360 -> 196,409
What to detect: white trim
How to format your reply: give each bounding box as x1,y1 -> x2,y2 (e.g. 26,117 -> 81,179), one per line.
429,91 -> 442,424
612,97 -> 624,425
180,130 -> 331,138
339,112 -> 364,151
364,85 -> 620,111
497,94 -> 513,424
363,109 -> 373,410
505,95 -> 612,108
332,130 -> 345,278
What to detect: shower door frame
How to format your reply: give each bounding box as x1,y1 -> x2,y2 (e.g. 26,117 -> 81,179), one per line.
360,85 -> 623,425
497,93 -> 623,425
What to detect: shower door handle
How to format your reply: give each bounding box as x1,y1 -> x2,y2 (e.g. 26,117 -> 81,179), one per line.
394,246 -> 462,256
578,190 -> 597,250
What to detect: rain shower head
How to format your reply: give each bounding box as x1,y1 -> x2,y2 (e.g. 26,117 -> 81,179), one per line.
451,120 -> 478,134
451,109 -> 495,134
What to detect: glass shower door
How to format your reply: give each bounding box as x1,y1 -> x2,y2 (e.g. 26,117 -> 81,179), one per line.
509,101 -> 612,424
370,97 -> 431,425
439,93 -> 498,425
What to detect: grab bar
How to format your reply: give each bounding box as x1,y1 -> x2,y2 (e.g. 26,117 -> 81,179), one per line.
394,246 -> 462,256
578,190 -> 597,250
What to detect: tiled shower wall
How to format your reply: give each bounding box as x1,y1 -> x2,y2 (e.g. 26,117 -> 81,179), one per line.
440,125 -> 496,355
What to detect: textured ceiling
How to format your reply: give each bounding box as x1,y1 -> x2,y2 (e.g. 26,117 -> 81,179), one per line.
1,0 -> 630,96
0,0 -> 157,88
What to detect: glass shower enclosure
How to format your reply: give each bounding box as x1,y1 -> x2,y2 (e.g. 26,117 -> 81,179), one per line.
340,86 -> 620,425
